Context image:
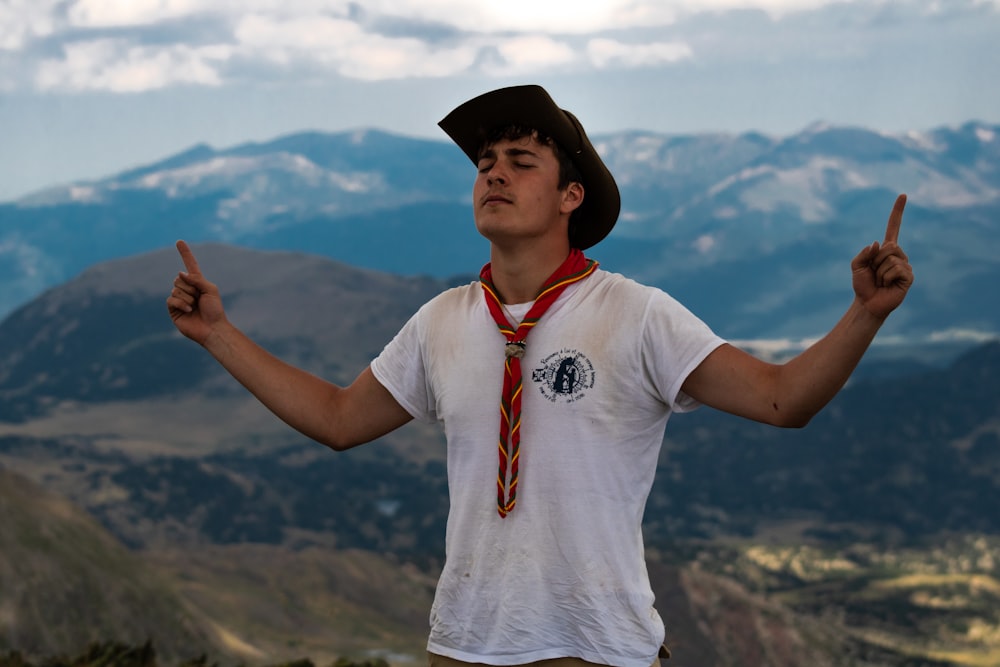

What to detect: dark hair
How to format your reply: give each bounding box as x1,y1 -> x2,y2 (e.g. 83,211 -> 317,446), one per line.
477,124 -> 584,191
477,124 -> 586,236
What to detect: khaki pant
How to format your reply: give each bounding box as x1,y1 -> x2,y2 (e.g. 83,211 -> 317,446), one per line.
427,650 -> 667,667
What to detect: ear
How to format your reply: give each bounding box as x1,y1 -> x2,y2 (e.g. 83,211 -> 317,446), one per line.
560,182 -> 584,215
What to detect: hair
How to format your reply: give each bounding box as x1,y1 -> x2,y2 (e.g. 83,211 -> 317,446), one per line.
477,124 -> 584,191
477,124 -> 586,239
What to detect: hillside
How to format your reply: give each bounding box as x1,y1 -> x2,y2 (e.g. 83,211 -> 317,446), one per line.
0,467 -> 875,667
0,246 -> 998,666
0,243 -> 447,422
1,246 -> 996,552
4,464 -> 997,666
0,469 -> 211,663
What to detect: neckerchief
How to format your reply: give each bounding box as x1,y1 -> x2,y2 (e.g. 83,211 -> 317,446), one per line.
479,249 -> 599,517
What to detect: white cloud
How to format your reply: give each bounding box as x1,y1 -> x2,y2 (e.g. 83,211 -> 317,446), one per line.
234,13 -> 478,79
360,0 -> 856,33
693,234 -> 717,253
406,0 -> 664,34
2,0 -> 997,93
486,35 -> 578,74
234,13 -> 359,65
336,35 -> 477,80
675,0 -> 857,15
0,0 -> 61,50
66,0 -> 208,28
927,329 -> 1000,344
36,39 -> 229,92
587,38 -> 693,69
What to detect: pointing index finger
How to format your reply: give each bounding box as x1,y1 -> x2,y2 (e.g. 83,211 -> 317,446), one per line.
175,240 -> 202,275
884,193 -> 907,245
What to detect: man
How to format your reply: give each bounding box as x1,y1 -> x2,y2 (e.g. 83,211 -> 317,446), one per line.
167,85 -> 913,667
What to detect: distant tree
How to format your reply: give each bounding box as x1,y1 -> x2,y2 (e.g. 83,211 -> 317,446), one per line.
12,641 -> 160,667
0,644 -> 393,667
331,659 -> 389,667
0,650 -> 31,667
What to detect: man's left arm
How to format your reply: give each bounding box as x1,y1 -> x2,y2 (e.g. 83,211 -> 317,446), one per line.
681,194 -> 914,428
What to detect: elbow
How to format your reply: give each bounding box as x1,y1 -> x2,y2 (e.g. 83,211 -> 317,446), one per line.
779,413 -> 813,429
311,421 -> 360,452
767,404 -> 815,429
321,434 -> 365,452
322,439 -> 351,453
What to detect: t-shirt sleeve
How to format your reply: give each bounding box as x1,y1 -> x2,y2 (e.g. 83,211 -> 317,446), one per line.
641,288 -> 726,413
369,305 -> 438,423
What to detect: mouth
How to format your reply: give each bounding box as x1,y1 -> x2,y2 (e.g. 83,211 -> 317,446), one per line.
481,191 -> 513,207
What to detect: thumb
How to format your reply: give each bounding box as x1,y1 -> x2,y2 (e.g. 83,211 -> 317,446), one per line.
178,269 -> 220,299
851,241 -> 878,272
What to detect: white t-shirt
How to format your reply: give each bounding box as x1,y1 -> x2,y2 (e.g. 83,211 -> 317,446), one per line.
370,269 -> 725,667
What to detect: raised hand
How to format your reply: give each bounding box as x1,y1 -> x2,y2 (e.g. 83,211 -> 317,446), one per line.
851,194 -> 914,320
166,240 -> 227,345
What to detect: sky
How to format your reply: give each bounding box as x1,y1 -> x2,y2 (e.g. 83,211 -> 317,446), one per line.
1,0 -> 998,202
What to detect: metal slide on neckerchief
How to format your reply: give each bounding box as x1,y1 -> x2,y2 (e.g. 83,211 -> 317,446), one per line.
479,250 -> 599,518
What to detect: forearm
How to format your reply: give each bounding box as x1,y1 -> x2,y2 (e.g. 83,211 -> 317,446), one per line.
684,195 -> 912,428
775,297 -> 885,425
201,320 -> 346,447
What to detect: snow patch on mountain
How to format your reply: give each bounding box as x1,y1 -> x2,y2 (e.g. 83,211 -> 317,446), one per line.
69,186 -> 100,203
130,153 -> 379,197
901,130 -> 940,151
708,157 -> 871,223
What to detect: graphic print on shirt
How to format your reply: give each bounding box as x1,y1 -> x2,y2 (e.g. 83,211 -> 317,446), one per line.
531,348 -> 595,403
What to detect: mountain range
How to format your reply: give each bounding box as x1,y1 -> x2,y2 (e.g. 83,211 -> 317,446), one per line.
1,119 -> 999,665
0,244 -> 998,665
2,244 -> 997,548
1,121 -> 997,348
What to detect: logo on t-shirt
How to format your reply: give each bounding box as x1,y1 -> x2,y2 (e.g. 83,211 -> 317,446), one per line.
531,349 -> 595,403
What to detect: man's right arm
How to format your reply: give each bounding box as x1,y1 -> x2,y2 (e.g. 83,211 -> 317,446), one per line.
167,241 -> 412,450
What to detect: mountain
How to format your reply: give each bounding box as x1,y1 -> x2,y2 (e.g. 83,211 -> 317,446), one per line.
0,245 -> 997,553
0,465 -> 874,667
0,243 -> 446,422
644,339 -> 1000,543
1,246 -> 998,665
1,122 -> 997,344
0,468 -> 212,663
0,466 -> 442,666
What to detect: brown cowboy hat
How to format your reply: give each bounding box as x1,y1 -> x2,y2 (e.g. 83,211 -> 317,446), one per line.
438,84 -> 620,250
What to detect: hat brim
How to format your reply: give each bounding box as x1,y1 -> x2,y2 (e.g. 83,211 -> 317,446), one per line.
438,85 -> 620,250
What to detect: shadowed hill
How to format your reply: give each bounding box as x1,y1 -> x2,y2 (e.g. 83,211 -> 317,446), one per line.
0,243 -> 450,422
0,468 -> 213,663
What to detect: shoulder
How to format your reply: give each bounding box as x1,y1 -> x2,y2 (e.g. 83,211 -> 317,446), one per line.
586,268 -> 676,308
584,268 -> 717,338
423,280 -> 481,309
412,280 -> 482,324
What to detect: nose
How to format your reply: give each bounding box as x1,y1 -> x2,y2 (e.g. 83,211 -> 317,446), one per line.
486,164 -> 507,186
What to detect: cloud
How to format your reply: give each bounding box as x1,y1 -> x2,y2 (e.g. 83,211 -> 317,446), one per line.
587,38 -> 693,69
66,0 -> 209,28
233,13 -> 479,79
36,39 -> 229,92
2,0 -> 998,93
0,0 -> 61,50
396,0 -> 667,34
486,35 -> 578,75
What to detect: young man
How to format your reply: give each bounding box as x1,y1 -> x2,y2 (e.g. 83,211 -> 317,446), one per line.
167,85 -> 913,667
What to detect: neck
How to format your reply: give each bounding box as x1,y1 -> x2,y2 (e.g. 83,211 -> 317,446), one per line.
487,238 -> 572,304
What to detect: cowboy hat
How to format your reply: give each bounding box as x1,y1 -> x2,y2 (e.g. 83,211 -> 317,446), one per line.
438,85 -> 620,250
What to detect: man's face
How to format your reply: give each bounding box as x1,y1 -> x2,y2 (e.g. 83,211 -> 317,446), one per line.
472,134 -> 583,247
